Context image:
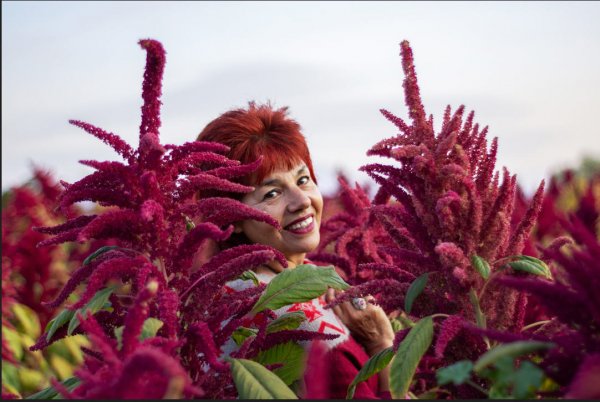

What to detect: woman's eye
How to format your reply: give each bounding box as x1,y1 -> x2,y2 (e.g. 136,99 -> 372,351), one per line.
263,190 -> 278,200
298,175 -> 311,185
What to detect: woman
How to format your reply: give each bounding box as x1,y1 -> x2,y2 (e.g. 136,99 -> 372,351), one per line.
197,102 -> 394,399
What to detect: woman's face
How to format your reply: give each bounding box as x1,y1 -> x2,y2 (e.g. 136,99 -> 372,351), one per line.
238,161 -> 323,266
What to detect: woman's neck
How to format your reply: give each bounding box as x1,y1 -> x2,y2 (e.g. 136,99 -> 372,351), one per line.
256,257 -> 303,276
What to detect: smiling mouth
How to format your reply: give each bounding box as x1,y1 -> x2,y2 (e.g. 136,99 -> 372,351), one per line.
284,215 -> 314,232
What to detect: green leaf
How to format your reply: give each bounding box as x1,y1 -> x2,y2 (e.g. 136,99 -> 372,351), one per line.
254,341 -> 305,386
114,317 -> 164,350
266,311 -> 306,333
507,258 -> 552,280
12,303 -> 41,339
82,245 -> 119,266
404,273 -> 429,314
2,326 -> 24,360
67,286 -> 116,335
471,255 -> 491,280
512,361 -> 544,398
231,327 -> 258,346
2,361 -> 21,397
228,358 -> 298,399
473,341 -> 554,373
140,317 -> 163,339
26,376 -> 81,399
184,215 -> 195,232
436,360 -> 473,386
238,270 -> 260,286
390,316 -> 434,398
46,309 -> 76,341
347,347 -> 394,399
251,264 -> 348,314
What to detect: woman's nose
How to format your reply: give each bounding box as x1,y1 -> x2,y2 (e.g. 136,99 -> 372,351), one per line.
287,188 -> 311,212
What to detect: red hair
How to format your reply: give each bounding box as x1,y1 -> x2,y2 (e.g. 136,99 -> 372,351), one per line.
197,102 -> 317,186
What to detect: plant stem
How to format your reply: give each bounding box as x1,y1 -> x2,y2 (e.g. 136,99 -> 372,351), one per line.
430,313 -> 451,320
468,288 -> 491,349
521,320 -> 552,332
466,380 -> 489,396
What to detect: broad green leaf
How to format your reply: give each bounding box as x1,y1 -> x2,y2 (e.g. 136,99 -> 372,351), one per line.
347,347 -> 394,399
512,361 -> 544,399
471,255 -> 491,280
114,317 -> 164,350
46,309 -> 76,341
436,360 -> 473,386
266,311 -> 306,333
507,259 -> 552,280
390,316 -> 434,398
255,341 -> 305,386
238,270 -> 260,286
251,264 -> 348,313
473,341 -> 554,373
82,245 -> 119,266
232,327 -> 258,346
26,376 -> 81,399
67,286 -> 116,335
404,273 -> 429,314
228,358 -> 298,399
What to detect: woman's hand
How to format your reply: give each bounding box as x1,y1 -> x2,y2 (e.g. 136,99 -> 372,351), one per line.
325,288 -> 394,356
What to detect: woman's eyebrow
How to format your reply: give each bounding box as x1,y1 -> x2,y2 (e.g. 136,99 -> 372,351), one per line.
296,165 -> 308,176
258,165 -> 308,187
259,178 -> 280,187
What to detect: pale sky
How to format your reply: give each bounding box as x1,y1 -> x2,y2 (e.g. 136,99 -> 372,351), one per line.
3,1 -> 600,196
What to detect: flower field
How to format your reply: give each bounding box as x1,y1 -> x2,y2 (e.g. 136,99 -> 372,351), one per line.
2,39 -> 599,399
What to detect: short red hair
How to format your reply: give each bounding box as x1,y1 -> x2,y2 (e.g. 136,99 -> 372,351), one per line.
197,102 -> 317,186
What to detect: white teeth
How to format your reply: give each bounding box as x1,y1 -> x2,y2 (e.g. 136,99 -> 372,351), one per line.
287,216 -> 313,230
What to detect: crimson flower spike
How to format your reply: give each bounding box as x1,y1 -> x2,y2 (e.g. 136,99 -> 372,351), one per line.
400,40 -> 433,147
137,39 -> 166,170
138,39 -> 165,140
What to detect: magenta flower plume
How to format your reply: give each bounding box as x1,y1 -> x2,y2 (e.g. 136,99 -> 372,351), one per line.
188,321 -> 229,372
190,197 -> 281,229
321,40 -> 546,329
138,39 -> 165,142
69,120 -> 135,164
496,216 -> 600,387
434,315 -> 466,359
120,280 -> 159,357
25,38 -> 298,398
307,40 -> 552,398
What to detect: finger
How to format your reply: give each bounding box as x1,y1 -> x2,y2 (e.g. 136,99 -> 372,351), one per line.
365,295 -> 377,304
331,301 -> 346,321
325,288 -> 335,304
343,299 -> 363,320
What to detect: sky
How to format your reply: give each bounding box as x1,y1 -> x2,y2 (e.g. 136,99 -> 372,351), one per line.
3,1 -> 600,197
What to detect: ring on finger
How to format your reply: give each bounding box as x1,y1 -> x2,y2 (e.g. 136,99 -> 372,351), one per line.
351,297 -> 368,311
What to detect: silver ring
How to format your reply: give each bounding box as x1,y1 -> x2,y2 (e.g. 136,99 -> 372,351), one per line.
351,297 -> 367,311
